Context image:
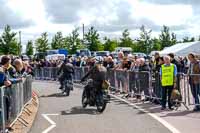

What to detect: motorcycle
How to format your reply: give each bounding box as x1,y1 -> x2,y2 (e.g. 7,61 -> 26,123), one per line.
62,79 -> 73,96
81,79 -> 109,113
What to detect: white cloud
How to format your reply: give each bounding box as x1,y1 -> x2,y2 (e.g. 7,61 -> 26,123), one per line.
132,2 -> 193,26
0,0 -> 200,47
7,0 -> 47,26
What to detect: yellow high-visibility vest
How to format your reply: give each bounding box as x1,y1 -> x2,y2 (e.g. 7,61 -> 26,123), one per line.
161,64 -> 174,86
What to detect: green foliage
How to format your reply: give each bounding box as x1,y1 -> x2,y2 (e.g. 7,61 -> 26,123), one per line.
67,28 -> 82,54
85,26 -> 101,51
135,25 -> 152,54
26,40 -> 34,56
98,43 -> 105,51
151,38 -> 161,51
35,32 -> 49,53
0,25 -> 19,55
119,29 -> 134,47
2,24 -> 195,56
171,32 -> 177,45
51,32 -> 64,49
159,25 -> 171,49
103,37 -> 118,52
182,36 -> 195,43
159,25 -> 177,49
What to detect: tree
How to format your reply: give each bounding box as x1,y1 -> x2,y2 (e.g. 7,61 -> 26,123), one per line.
35,32 -> 49,53
85,26 -> 101,51
171,32 -> 177,45
119,29 -> 134,47
135,25 -> 152,54
103,37 -> 118,52
26,40 -> 34,56
183,36 -> 195,43
159,25 -> 172,49
0,25 -> 19,55
151,38 -> 161,51
67,28 -> 82,54
51,32 -> 64,49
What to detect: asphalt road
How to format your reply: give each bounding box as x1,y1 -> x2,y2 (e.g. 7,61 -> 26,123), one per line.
29,81 -> 171,133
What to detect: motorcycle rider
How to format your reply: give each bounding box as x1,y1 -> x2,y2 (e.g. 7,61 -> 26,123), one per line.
81,59 -> 107,105
57,58 -> 74,94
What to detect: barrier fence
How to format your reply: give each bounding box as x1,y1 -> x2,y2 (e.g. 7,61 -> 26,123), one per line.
0,75 -> 32,132
33,67 -> 200,109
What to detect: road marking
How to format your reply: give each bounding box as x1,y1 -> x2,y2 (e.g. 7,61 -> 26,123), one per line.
110,94 -> 181,133
42,114 -> 59,133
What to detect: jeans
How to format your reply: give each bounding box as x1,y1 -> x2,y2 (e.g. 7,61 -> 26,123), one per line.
190,83 -> 200,108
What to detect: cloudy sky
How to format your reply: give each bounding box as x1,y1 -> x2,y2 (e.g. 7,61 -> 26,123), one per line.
0,0 -> 200,48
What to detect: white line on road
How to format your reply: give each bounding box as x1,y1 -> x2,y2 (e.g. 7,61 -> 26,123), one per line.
110,94 -> 181,133
42,114 -> 59,133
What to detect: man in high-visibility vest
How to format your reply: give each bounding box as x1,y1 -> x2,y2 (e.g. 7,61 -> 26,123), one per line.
160,55 -> 177,110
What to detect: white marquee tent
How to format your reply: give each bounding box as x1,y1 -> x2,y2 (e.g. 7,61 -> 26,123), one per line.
160,41 -> 200,56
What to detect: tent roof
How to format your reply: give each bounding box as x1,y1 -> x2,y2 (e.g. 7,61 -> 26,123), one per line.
160,41 -> 200,56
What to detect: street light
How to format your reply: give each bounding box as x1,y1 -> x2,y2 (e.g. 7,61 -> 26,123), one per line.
19,31 -> 21,56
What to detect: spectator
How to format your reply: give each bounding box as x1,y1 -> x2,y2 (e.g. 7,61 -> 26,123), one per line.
80,57 -> 87,67
103,57 -> 108,68
139,58 -> 150,101
168,53 -> 182,91
139,58 -> 150,71
7,62 -> 16,78
13,59 -> 23,76
153,52 -> 160,73
52,60 -> 57,67
152,57 -> 164,104
122,57 -> 131,70
0,66 -> 11,87
75,57 -> 81,67
114,52 -> 125,93
130,58 -> 140,71
158,57 -> 164,69
188,53 -> 200,111
168,53 -> 181,72
1,56 -> 22,84
160,55 -> 177,110
103,56 -> 114,70
0,56 -> 13,131
115,52 -> 124,68
106,56 -> 115,88
107,56 -> 115,69
22,61 -> 34,76
183,57 -> 189,74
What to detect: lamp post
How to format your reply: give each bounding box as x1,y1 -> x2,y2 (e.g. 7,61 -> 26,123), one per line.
19,31 -> 21,56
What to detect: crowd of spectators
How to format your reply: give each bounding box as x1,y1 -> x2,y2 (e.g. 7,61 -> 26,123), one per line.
0,55 -> 34,131
0,55 -> 33,87
30,52 -> 189,75
2,51 -> 199,113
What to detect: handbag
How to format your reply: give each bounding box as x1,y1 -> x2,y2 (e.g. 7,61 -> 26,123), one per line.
102,80 -> 110,90
171,89 -> 182,101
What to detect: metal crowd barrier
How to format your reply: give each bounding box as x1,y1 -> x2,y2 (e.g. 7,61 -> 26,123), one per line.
151,73 -> 199,109
0,86 -> 6,132
0,75 -> 32,133
33,67 -> 90,82
184,74 -> 200,107
33,66 -> 200,109
114,70 -> 129,93
128,71 -> 152,98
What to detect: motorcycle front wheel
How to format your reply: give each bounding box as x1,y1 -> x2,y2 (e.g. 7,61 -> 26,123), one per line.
96,100 -> 107,113
96,93 -> 107,113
